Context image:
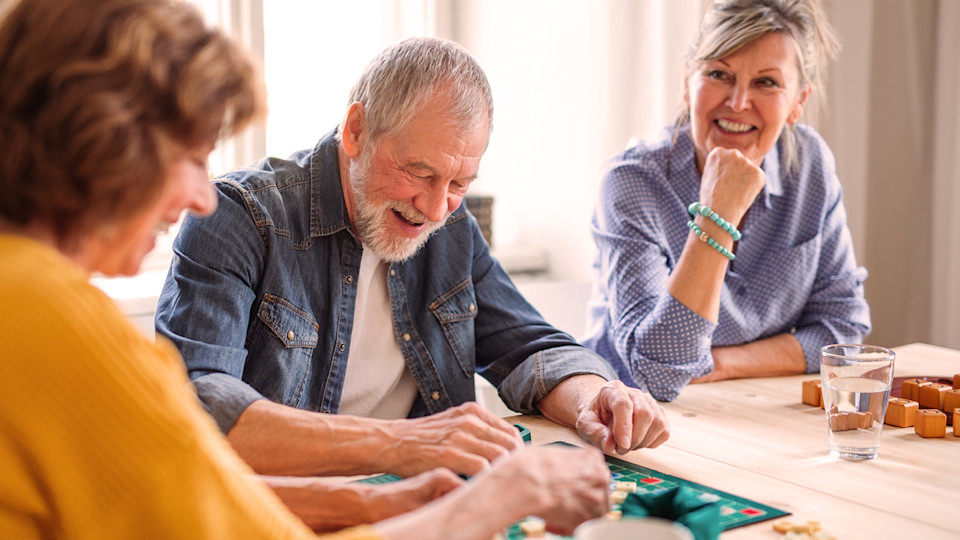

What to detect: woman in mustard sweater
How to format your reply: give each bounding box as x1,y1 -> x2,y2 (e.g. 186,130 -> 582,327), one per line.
0,1 -> 610,539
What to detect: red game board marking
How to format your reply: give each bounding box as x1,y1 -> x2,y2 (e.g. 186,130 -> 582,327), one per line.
641,478 -> 661,484
740,508 -> 765,516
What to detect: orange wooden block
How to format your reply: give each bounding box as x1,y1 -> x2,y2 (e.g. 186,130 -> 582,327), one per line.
918,383 -> 951,410
902,379 -> 931,401
943,389 -> 960,414
829,411 -> 872,431
954,374 -> 960,389
954,409 -> 960,437
884,397 -> 919,427
914,409 -> 947,438
802,379 -> 823,407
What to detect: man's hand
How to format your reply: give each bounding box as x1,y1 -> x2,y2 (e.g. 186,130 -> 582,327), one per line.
376,402 -> 524,477
538,376 -> 670,456
576,380 -> 670,454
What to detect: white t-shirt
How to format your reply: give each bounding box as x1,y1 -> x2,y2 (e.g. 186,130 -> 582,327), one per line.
338,248 -> 418,419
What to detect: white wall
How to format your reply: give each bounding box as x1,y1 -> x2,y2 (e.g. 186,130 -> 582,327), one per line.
455,1 -> 701,282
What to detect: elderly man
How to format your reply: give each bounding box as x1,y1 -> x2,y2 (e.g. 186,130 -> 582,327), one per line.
156,37 -> 669,483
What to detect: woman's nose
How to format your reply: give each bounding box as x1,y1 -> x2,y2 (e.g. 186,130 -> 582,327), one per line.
727,84 -> 751,112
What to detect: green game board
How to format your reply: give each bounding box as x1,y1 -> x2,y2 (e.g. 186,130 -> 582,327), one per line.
358,439 -> 789,539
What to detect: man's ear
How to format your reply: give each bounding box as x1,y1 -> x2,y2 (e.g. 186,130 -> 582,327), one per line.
787,86 -> 812,125
341,102 -> 366,158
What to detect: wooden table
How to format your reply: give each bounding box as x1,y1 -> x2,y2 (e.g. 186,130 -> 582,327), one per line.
511,343 -> 959,539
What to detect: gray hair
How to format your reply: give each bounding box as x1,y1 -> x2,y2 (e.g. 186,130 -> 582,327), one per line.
339,36 -> 493,147
677,0 -> 840,170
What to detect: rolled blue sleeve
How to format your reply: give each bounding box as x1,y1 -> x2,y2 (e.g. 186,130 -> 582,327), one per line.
498,345 -> 618,414
156,181 -> 268,433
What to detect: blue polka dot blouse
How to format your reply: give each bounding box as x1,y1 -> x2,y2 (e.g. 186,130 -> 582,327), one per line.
582,124 -> 871,401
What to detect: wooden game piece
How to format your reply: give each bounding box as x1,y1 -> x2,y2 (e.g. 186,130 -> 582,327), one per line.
614,481 -> 636,493
828,411 -> 871,431
914,409 -> 947,438
605,510 -> 622,520
942,389 -> 960,414
885,398 -> 919,427
519,518 -> 545,537
918,383 -> 951,409
609,490 -> 628,504
772,520 -> 794,533
802,379 -> 823,407
954,409 -> 960,437
954,374 -> 960,389
857,411 -> 873,429
901,378 -> 931,401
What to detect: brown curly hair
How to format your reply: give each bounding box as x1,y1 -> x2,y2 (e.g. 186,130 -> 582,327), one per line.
0,0 -> 266,246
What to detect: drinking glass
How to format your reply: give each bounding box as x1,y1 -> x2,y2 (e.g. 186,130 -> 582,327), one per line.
820,344 -> 896,460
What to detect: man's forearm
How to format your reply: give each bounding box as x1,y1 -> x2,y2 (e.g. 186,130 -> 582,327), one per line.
227,399 -> 395,476
535,374 -> 609,429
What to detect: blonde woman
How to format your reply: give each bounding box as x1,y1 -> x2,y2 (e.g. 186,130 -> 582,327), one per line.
584,0 -> 870,401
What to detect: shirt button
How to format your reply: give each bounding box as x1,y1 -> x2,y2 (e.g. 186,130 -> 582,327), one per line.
402,333 -> 411,342
345,275 -> 353,284
389,269 -> 396,277
431,391 -> 440,401
287,330 -> 295,340
338,342 -> 346,351
468,303 -> 476,312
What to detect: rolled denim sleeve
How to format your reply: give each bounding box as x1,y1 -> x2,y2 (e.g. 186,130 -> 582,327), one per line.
191,373 -> 264,433
156,181 -> 267,434
498,345 -> 618,414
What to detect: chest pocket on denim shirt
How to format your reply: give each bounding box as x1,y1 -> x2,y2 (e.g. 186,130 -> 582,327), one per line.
429,279 -> 478,378
252,293 -> 319,406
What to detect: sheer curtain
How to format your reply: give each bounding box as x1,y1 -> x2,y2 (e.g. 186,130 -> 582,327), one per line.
822,0 -> 960,349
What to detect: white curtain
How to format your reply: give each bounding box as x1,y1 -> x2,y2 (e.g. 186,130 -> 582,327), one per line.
449,0 -> 702,280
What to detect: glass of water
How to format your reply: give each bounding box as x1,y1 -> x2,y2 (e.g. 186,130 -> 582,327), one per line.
819,344 -> 896,460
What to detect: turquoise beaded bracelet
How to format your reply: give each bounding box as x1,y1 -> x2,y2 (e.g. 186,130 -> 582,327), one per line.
687,220 -> 735,261
687,202 -> 742,241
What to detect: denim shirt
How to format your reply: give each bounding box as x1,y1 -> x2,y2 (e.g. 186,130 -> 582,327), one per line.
156,129 -> 616,433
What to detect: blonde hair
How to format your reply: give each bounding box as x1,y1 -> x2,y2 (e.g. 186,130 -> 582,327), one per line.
0,0 -> 266,246
677,0 -> 840,170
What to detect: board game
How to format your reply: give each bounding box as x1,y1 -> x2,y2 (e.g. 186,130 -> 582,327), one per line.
358,439 -> 789,538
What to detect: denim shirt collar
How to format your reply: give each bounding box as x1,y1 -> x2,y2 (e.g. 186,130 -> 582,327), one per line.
309,128 -> 353,238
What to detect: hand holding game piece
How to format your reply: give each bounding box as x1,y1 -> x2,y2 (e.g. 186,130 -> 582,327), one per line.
486,445 -> 611,535
373,445 -> 610,540
574,380 -> 671,455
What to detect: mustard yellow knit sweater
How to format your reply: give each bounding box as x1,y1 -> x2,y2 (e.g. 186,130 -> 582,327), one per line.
0,235 -> 380,540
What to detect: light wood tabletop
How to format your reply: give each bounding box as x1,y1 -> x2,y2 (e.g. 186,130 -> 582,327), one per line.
510,342 -> 960,539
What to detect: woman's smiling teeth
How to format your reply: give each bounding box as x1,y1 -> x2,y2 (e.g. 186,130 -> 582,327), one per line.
717,118 -> 754,133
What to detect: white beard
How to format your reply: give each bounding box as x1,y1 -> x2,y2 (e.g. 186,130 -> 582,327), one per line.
348,152 -> 447,262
